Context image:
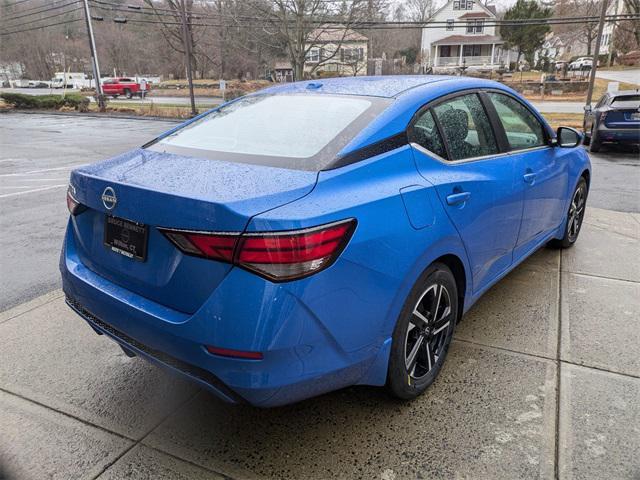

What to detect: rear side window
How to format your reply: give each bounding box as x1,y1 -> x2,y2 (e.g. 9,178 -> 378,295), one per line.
488,92 -> 546,150
432,93 -> 498,161
411,110 -> 447,159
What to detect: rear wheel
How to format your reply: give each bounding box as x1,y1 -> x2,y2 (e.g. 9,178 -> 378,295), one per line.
551,177 -> 588,248
387,263 -> 458,400
124,89 -> 132,99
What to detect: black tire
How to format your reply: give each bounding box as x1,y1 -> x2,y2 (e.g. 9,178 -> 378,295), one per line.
124,89 -> 132,99
550,177 -> 588,249
387,263 -> 458,400
589,128 -> 601,153
111,95 -> 119,99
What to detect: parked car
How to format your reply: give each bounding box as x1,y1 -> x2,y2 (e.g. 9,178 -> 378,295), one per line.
569,57 -> 593,70
101,77 -> 147,98
583,90 -> 640,152
61,76 -> 590,407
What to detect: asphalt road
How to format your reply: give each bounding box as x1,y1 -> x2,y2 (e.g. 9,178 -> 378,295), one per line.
0,112 -> 638,313
0,113 -> 177,311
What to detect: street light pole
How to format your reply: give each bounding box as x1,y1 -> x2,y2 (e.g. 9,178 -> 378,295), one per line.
82,0 -> 105,112
179,0 -> 197,117
585,0 -> 610,108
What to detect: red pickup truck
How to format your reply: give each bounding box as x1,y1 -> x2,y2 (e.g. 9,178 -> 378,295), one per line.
102,77 -> 149,98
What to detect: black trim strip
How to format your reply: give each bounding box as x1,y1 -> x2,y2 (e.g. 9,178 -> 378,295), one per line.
65,295 -> 247,404
326,131 -> 409,169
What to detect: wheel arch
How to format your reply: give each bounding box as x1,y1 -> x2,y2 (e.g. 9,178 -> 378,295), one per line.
432,254 -> 466,324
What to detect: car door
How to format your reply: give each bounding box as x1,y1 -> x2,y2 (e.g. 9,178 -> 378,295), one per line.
485,92 -> 569,256
409,92 -> 524,295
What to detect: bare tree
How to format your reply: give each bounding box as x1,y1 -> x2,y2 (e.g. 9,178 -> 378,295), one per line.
405,0 -> 435,22
246,0 -> 372,81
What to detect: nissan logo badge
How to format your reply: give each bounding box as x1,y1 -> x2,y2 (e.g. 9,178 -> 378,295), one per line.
101,186 -> 117,210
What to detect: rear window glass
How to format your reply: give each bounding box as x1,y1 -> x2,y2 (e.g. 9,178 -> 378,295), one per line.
150,94 -> 387,170
612,95 -> 640,105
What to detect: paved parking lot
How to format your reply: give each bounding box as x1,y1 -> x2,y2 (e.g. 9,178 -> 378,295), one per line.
0,112 -> 639,479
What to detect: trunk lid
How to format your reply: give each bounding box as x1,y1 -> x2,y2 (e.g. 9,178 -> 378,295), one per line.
69,149 -> 317,313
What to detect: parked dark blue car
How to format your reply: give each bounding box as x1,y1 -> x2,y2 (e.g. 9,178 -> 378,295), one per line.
61,76 -> 591,406
583,90 -> 640,152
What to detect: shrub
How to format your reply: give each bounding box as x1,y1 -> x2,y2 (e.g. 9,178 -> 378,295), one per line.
224,89 -> 245,100
0,92 -> 90,112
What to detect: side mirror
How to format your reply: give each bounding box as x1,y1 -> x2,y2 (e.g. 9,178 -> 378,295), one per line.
556,126 -> 583,148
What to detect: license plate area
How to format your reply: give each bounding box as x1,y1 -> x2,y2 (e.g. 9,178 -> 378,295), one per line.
104,215 -> 148,261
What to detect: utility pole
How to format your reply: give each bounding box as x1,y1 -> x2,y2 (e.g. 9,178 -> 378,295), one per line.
179,0 -> 197,116
585,0 -> 610,108
82,0 -> 105,112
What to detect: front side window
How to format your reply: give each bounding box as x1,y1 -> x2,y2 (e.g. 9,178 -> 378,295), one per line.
488,92 -> 546,150
151,94 -> 388,170
432,93 -> 498,160
411,109 -> 447,159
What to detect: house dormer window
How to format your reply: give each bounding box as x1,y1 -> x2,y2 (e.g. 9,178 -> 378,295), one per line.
455,0 -> 474,9
446,19 -> 454,30
466,19 -> 484,33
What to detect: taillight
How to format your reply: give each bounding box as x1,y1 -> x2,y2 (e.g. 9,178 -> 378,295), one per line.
66,185 -> 86,216
159,219 -> 356,282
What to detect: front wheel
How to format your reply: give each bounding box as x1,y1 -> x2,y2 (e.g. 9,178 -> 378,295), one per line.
551,177 -> 588,249
387,263 -> 458,400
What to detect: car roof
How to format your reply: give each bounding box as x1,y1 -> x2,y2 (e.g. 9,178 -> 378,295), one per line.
260,75 -> 457,99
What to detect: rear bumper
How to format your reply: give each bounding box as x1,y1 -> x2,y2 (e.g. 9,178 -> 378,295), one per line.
60,220 -> 384,407
596,125 -> 640,144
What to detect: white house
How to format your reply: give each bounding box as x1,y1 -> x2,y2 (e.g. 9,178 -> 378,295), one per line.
421,0 -> 504,71
304,26 -> 368,77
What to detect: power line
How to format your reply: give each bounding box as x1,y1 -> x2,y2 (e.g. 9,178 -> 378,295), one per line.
1,0 -> 38,7
0,17 -> 83,35
2,0 -> 80,21
2,5 -> 84,29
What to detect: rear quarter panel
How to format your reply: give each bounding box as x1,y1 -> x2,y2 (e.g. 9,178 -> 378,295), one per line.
246,147 -> 471,358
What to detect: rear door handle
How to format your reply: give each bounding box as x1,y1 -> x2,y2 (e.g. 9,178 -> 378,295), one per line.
523,172 -> 537,184
446,191 -> 471,206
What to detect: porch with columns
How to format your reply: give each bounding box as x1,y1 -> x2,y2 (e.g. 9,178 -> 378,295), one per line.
431,36 -> 504,69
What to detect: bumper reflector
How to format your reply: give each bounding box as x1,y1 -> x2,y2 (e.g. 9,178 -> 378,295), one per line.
205,345 -> 264,360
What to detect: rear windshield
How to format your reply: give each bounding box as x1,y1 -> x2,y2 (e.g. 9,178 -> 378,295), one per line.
612,95 -> 640,105
147,94 -> 389,170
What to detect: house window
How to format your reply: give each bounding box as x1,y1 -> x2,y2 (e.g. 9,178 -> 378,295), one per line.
466,19 -> 484,33
446,19 -> 454,30
453,1 -> 460,9
463,44 -> 482,56
466,0 -> 474,9
306,48 -> 320,63
455,0 -> 473,9
341,47 -> 364,63
440,45 -> 452,57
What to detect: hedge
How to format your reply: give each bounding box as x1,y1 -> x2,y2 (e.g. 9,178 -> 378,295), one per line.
0,92 -> 90,111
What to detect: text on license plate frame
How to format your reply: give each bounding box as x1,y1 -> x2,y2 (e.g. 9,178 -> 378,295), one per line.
103,215 -> 149,262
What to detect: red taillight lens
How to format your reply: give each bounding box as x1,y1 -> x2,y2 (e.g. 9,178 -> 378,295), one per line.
159,219 -> 356,281
161,230 -> 238,262
66,185 -> 86,216
236,220 -> 356,281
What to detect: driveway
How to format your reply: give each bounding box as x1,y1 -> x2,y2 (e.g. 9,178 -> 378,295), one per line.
0,112 -> 639,479
596,68 -> 640,85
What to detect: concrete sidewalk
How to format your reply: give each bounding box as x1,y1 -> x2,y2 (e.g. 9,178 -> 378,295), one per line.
1,207 -> 638,480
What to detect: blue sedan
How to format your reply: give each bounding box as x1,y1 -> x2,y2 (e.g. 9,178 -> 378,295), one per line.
61,76 -> 590,406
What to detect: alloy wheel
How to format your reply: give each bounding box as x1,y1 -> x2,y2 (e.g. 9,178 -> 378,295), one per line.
567,183 -> 587,242
404,283 -> 453,380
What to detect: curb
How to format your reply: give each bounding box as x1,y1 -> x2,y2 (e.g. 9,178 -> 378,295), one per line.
0,109 -> 183,123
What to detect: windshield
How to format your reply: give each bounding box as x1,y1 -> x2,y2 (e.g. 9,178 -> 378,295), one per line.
148,94 -> 389,170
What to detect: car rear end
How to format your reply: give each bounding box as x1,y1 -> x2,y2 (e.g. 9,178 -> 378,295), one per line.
60,92 -> 393,406
595,93 -> 640,146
